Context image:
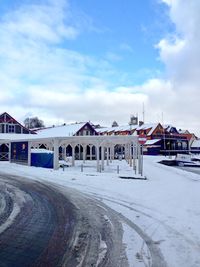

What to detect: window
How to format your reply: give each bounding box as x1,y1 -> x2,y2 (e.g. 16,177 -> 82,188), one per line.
83,130 -> 90,135
177,142 -> 182,148
8,125 -> 15,133
182,142 -> 187,149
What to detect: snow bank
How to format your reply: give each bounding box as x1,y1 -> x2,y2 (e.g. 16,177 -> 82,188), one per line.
0,157 -> 200,267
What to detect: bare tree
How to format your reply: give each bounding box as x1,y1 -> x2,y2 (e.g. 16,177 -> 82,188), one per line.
112,121 -> 118,127
24,117 -> 45,129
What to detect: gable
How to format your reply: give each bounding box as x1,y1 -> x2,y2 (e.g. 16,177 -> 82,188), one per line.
0,112 -> 33,134
0,112 -> 17,123
151,124 -> 164,135
168,127 -> 179,134
76,122 -> 98,136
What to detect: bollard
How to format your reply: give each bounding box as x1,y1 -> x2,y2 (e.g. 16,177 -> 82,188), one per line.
117,165 -> 119,174
62,165 -> 65,171
99,165 -> 102,173
134,165 -> 136,175
81,164 -> 83,172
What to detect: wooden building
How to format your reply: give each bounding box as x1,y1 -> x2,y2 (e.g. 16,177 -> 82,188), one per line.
0,112 -> 34,160
98,122 -> 191,155
0,112 -> 33,134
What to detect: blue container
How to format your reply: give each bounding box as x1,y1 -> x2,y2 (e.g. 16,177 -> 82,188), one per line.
31,152 -> 53,168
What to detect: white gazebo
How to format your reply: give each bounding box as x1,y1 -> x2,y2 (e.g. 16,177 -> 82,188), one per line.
7,135 -> 142,173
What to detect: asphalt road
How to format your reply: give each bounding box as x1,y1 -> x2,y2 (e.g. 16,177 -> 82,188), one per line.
175,166 -> 200,176
0,173 -> 167,267
0,174 -> 128,267
0,174 -> 76,267
183,167 -> 200,175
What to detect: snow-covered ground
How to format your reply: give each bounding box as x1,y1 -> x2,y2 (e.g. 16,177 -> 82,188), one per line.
1,156 -> 200,267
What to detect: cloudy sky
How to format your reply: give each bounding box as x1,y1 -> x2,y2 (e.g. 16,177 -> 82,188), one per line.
0,0 -> 199,135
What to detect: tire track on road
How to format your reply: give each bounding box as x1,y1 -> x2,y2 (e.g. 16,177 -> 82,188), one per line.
0,174 -> 129,267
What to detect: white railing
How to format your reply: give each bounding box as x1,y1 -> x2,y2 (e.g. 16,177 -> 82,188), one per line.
0,152 -> 9,160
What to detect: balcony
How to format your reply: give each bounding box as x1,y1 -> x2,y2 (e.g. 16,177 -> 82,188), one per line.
152,134 -> 188,140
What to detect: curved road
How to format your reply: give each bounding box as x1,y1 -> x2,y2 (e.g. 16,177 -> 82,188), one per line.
0,174 -> 128,267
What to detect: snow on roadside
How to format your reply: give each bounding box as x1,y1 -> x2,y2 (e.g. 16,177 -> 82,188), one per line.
96,235 -> 107,266
122,223 -> 151,267
0,157 -> 200,267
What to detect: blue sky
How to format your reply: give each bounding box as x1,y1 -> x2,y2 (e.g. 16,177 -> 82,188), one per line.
0,0 -> 199,135
81,1 -> 172,85
67,0 -> 169,84
0,0 -> 172,85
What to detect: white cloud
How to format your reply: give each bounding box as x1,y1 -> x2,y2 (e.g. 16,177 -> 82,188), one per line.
154,0 -> 200,134
0,0 -> 200,136
158,1 -> 200,85
2,0 -> 79,43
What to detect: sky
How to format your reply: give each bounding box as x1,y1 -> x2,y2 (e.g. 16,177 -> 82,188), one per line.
0,0 -> 199,135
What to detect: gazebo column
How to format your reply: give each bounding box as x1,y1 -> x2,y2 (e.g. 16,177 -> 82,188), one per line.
53,139 -> 59,170
109,146 -> 112,163
28,142 -> 32,166
106,146 -> 109,166
129,143 -> 133,167
111,145 -> 115,160
127,144 -> 130,162
132,143 -> 137,170
112,146 -> 114,160
96,145 -> 100,172
8,142 -> 11,162
125,144 -> 129,162
83,145 -> 86,163
127,143 -> 130,164
72,145 -> 75,166
101,146 -> 104,171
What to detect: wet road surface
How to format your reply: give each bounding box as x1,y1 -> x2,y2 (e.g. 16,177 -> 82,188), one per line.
0,174 -> 128,267
0,174 -> 75,267
0,173 -> 167,267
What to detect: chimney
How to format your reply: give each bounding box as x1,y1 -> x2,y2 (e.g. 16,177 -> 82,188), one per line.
129,115 -> 138,126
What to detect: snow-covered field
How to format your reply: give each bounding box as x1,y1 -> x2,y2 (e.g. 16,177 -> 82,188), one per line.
1,156 -> 200,267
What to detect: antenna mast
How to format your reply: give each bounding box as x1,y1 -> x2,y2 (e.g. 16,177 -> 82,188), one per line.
142,103 -> 145,123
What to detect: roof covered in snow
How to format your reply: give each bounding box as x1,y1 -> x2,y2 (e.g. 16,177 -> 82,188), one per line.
0,133 -> 34,141
144,139 -> 161,145
191,139 -> 200,148
0,122 -> 95,140
97,123 -> 161,136
35,122 -> 89,138
178,129 -> 190,134
96,125 -> 137,134
163,124 -> 173,130
136,123 -> 160,136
